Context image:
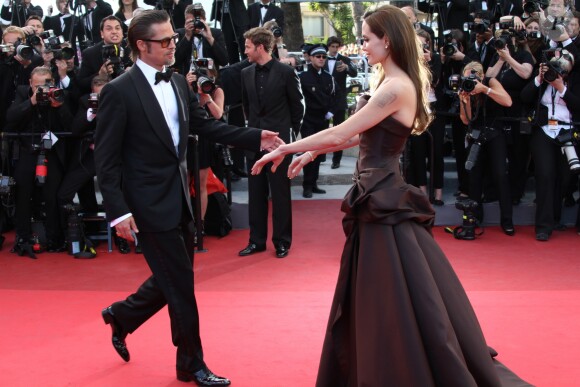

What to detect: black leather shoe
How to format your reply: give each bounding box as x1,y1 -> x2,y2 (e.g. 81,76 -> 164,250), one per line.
101,306 -> 130,362
331,162 -> 340,169
238,243 -> 266,256
12,238 -> 37,259
312,186 -> 326,194
115,236 -> 131,254
302,188 -> 313,198
536,232 -> 550,242
177,367 -> 231,386
275,244 -> 289,258
501,221 -> 515,236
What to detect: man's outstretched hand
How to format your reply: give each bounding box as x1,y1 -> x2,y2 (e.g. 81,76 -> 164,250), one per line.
260,130 -> 284,153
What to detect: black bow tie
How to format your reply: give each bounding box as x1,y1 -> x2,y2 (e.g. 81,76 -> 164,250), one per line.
155,69 -> 173,85
327,56 -> 337,60
260,4 -> 269,8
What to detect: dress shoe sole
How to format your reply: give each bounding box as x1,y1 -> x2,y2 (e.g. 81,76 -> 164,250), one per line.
102,308 -> 130,362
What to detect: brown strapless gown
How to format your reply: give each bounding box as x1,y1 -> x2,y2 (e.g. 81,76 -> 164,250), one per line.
315,97 -> 533,387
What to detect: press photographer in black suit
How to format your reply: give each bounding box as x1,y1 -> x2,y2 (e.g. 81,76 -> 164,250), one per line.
238,27 -> 304,259
82,0 -> 114,44
95,10 -> 281,385
6,66 -> 73,258
324,36 -> 357,170
174,3 -> 228,75
43,0 -> 84,62
78,15 -> 127,93
210,0 -> 249,63
248,0 -> 284,32
0,0 -> 42,27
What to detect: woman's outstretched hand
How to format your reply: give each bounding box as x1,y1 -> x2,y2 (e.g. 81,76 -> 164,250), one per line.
251,148 -> 285,175
288,152 -> 313,179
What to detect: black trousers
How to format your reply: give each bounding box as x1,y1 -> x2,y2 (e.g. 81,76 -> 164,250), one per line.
530,128 -> 570,234
452,117 -> 469,194
13,147 -> 64,241
57,150 -> 98,212
109,211 -> 204,372
331,110 -> 347,164
246,153 -> 292,248
467,131 -> 513,224
506,121 -> 531,201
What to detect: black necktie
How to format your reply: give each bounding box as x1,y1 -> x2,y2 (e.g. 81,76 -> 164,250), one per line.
155,69 -> 173,85
327,57 -> 337,60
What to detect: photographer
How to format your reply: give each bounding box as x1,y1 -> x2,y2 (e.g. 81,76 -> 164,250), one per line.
459,61 -> 515,235
78,15 -> 127,93
0,0 -> 42,27
247,0 -> 284,32
486,16 -> 534,204
440,29 -> 471,197
174,3 -> 228,75
22,15 -> 44,54
521,50 -> 580,241
82,0 -> 114,45
43,0 -> 84,63
5,66 -> 73,257
407,29 -> 446,205
464,11 -> 497,71
185,65 -> 224,227
523,16 -> 549,66
1,26 -> 42,129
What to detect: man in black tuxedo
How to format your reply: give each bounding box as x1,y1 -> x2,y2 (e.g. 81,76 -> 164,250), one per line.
0,0 -> 42,27
78,15 -> 125,93
238,27 -> 304,259
324,36 -> 356,170
95,10 -> 281,385
210,0 -> 249,64
81,0 -> 113,44
174,3 -> 229,75
248,0 -> 284,32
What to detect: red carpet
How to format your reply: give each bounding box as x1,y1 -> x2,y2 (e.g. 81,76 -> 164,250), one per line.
1,200 -> 579,386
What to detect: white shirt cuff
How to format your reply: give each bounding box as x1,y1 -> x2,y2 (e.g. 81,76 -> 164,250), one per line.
534,77 -> 542,87
562,38 -> 572,47
558,86 -> 567,98
87,109 -> 96,121
110,213 -> 132,227
60,75 -> 70,89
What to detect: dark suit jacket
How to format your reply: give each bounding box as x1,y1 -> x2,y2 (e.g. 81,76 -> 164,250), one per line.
78,42 -> 104,93
82,0 -> 113,44
94,65 -> 262,232
247,2 -> 284,31
43,13 -> 84,43
1,3 -> 42,26
174,27 -> 229,74
210,0 -> 248,28
241,60 -> 304,144
324,53 -> 357,112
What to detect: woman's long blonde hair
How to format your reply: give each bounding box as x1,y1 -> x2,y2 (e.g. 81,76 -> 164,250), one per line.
363,5 -> 433,134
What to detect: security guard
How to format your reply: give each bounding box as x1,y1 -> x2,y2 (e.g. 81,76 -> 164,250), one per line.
298,43 -> 335,198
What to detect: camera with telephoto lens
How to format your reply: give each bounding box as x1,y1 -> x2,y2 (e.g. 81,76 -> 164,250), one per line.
451,198 -> 481,240
270,24 -> 282,38
448,70 -> 480,93
41,30 -> 65,50
542,48 -> 574,82
555,127 -> 580,174
190,58 -> 216,94
36,83 -> 65,106
52,47 -> 75,61
26,34 -> 42,46
442,30 -> 458,56
88,93 -> 99,111
527,31 -> 542,40
63,203 -> 95,258
191,3 -> 206,31
494,30 -> 513,50
102,43 -> 125,78
12,39 -> 34,60
524,0 -> 548,13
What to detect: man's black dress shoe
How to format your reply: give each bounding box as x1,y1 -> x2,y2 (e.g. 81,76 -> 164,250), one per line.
176,367 -> 231,386
312,186 -> 326,194
302,188 -> 313,198
115,236 -> 131,254
275,244 -> 289,258
101,306 -> 130,362
238,243 -> 266,256
12,238 -> 37,259
501,221 -> 515,236
536,232 -> 550,242
331,162 -> 340,169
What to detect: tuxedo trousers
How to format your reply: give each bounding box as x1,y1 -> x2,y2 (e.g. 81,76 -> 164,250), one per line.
110,213 -> 205,372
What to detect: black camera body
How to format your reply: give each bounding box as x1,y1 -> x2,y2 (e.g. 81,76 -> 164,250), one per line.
448,70 -> 480,93
494,31 -> 513,50
442,31 -> 458,56
527,31 -> 542,40
469,19 -> 490,34
270,25 -> 282,38
88,93 -> 99,111
524,0 -> 548,14
26,34 -> 42,47
190,58 -> 216,94
42,30 -> 65,50
36,84 -> 65,106
102,44 -> 125,78
451,198 -> 482,240
0,39 -> 34,63
542,48 -> 573,82
192,3 -> 205,31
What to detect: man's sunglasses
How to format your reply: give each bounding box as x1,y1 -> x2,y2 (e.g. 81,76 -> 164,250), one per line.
141,33 -> 179,48
313,54 -> 327,59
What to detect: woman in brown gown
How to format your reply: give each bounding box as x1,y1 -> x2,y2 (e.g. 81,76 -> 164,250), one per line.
252,5 -> 532,386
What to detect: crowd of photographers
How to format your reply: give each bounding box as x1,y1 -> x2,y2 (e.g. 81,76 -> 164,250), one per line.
0,0 -> 579,261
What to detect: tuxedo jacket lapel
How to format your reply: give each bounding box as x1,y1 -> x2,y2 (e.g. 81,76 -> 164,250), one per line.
246,66 -> 259,109
128,66 -> 177,157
